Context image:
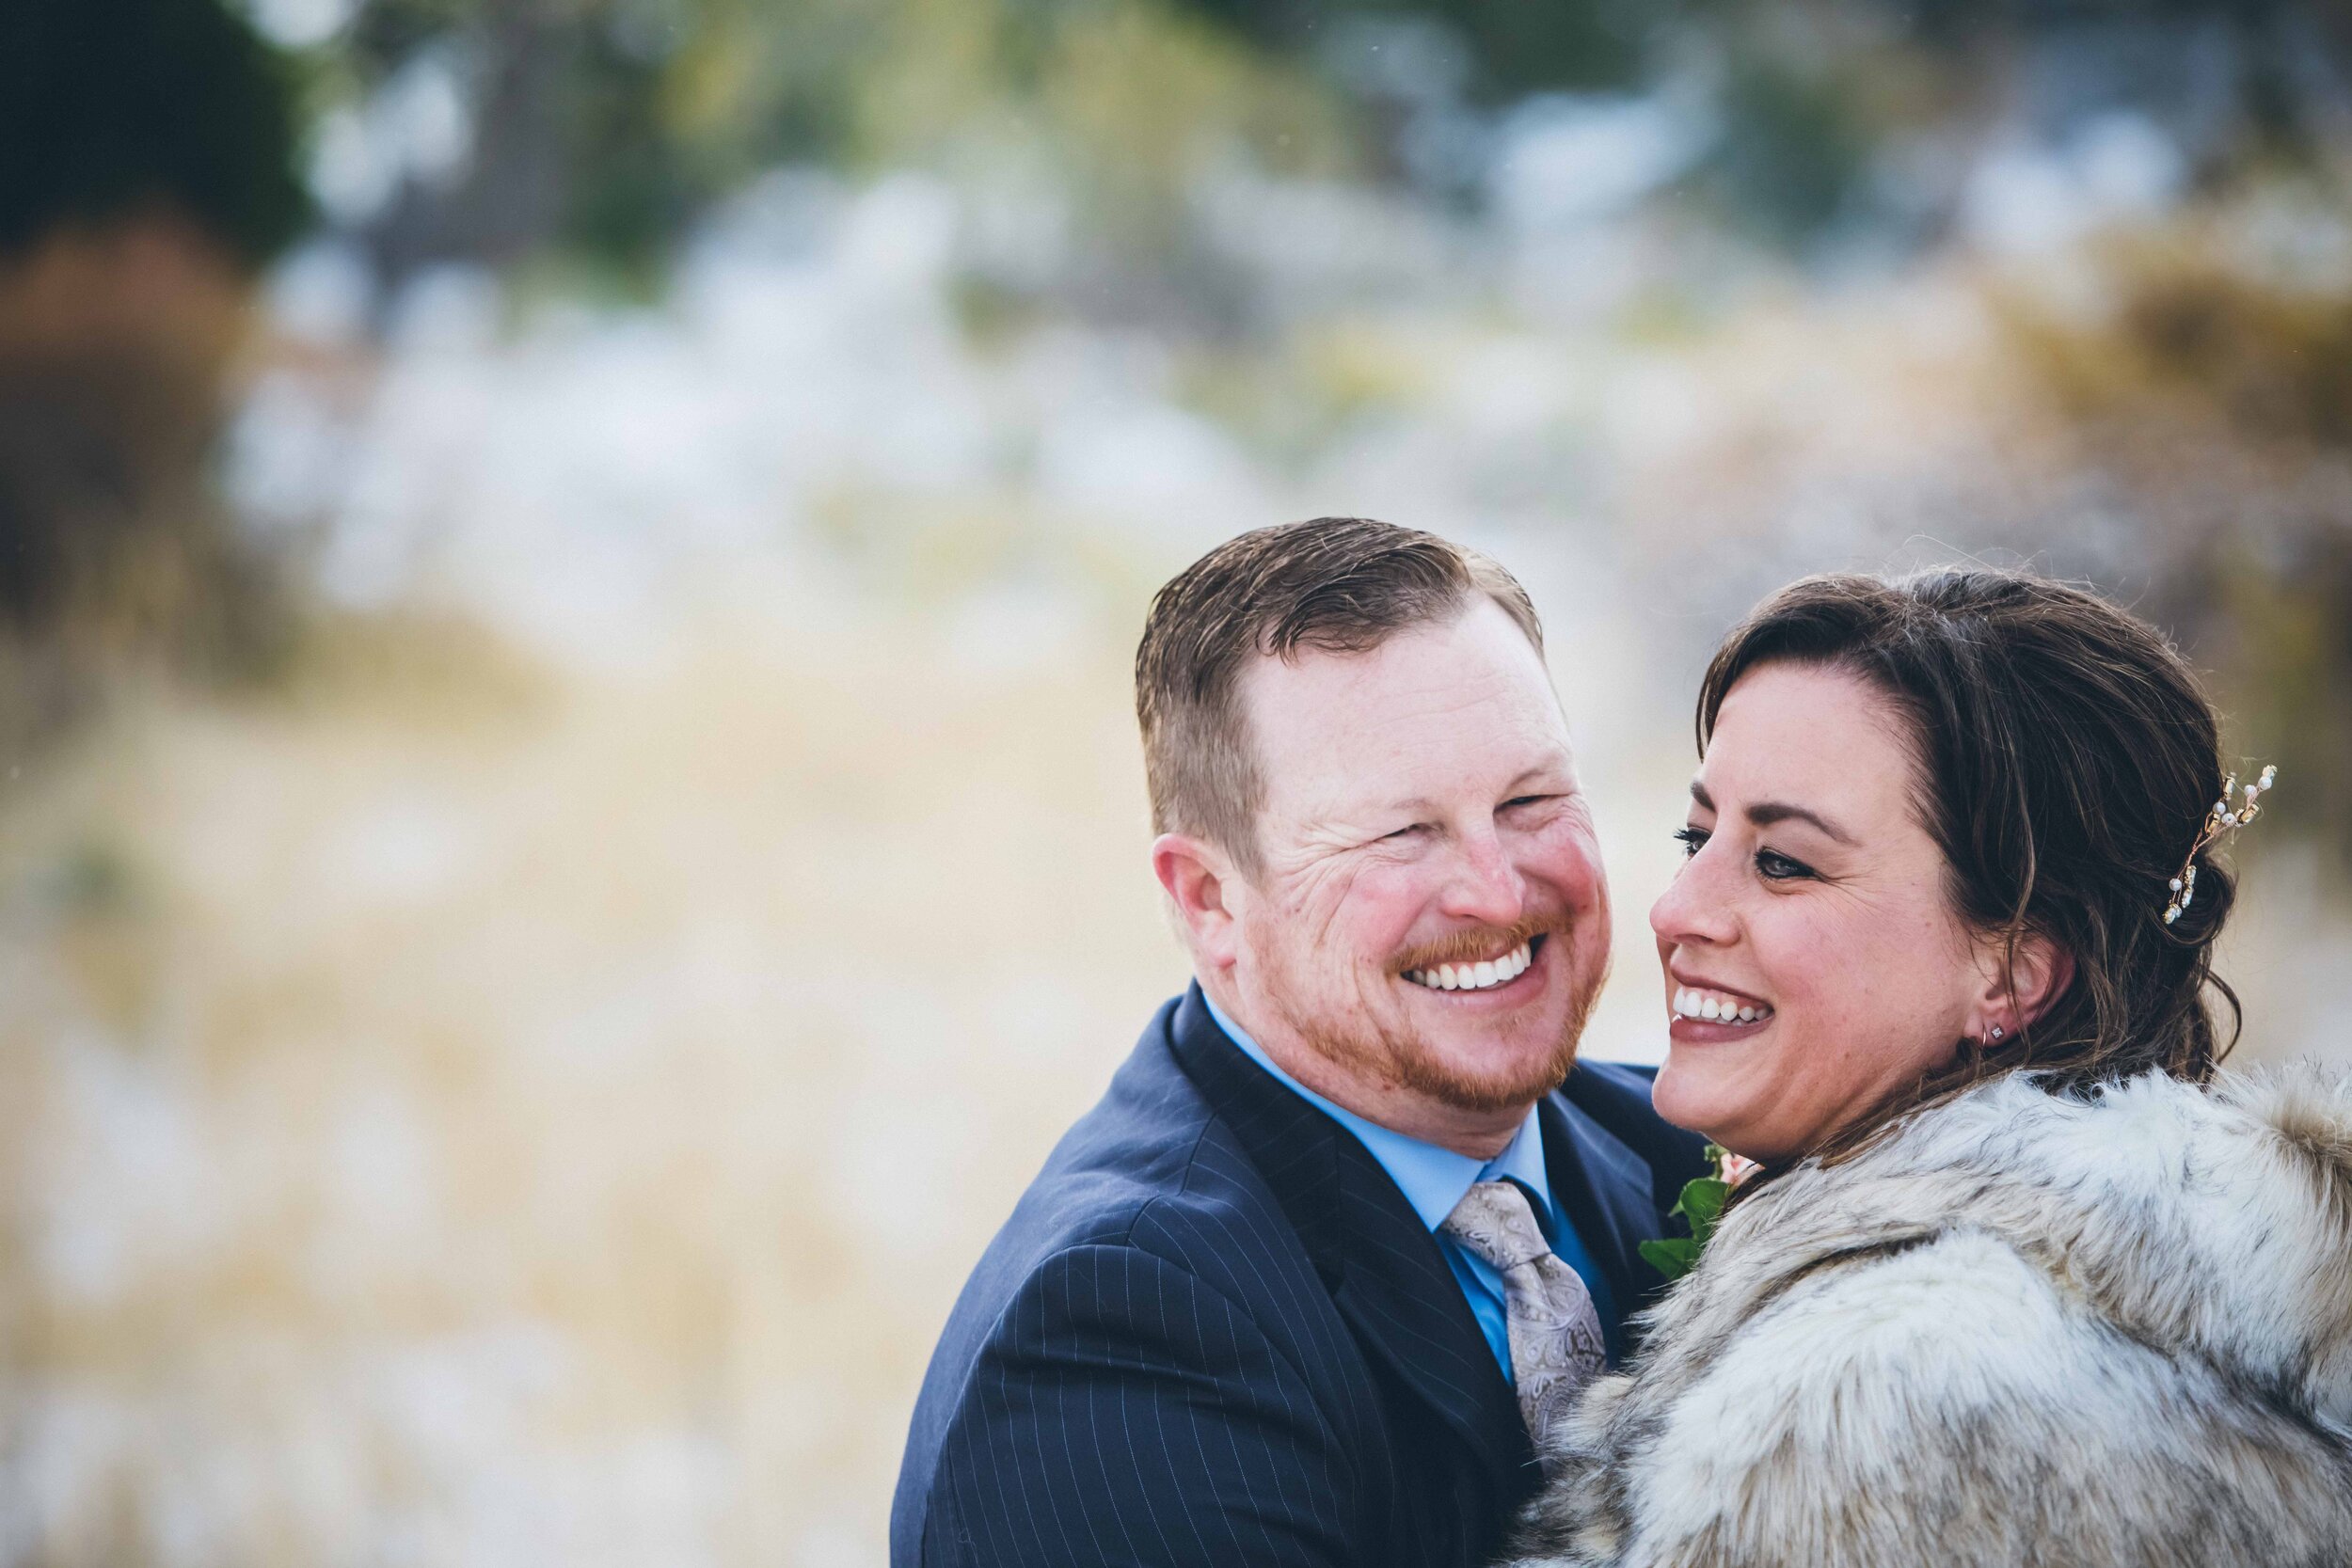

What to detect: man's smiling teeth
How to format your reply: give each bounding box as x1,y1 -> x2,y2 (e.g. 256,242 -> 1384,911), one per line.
1673,988 -> 1772,1023
1406,942 -> 1534,991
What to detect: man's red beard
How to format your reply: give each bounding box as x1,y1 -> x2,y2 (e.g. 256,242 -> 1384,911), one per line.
1278,912 -> 1603,1115
1386,912 -> 1567,980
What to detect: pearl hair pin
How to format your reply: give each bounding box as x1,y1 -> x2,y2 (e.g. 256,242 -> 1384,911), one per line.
2164,764 -> 2277,927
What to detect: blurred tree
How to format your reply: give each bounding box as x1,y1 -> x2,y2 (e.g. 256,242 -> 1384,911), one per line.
1178,0 -> 1664,99
1166,0 -> 2352,254
319,0 -> 1348,319
0,0 -> 310,743
0,0 -> 310,263
219,0 -> 2352,296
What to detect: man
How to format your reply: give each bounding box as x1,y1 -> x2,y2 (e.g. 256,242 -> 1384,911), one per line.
891,517 -> 1708,1568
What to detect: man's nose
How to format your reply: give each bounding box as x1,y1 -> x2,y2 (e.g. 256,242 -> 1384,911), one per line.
1438,827 -> 1525,927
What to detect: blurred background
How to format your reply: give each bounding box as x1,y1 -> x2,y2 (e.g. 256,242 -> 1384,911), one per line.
5,0 -> 2352,1560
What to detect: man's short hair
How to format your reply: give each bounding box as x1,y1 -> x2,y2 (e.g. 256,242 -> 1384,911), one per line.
1135,516 -> 1546,872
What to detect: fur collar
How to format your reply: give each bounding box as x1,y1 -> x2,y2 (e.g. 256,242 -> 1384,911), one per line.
1506,1064 -> 2352,1568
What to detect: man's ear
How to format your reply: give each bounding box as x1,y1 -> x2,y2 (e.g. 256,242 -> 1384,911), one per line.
1152,832 -> 1243,973
1975,928 -> 2075,1037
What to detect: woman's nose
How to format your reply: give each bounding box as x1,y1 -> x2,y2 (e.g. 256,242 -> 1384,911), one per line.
1649,842 -> 1739,948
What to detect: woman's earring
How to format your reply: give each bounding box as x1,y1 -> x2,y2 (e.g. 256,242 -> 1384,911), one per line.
1989,1025 -> 2006,1041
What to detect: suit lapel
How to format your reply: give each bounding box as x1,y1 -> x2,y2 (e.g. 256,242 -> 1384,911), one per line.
1164,988 -> 1345,1284
1541,1076 -> 1673,1359
1325,1135 -> 1534,1492
1165,987 -> 1534,1503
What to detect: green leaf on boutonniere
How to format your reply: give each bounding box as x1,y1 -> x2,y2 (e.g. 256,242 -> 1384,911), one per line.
1638,1235 -> 1699,1277
1678,1176 -> 1728,1243
1641,1145 -> 1743,1282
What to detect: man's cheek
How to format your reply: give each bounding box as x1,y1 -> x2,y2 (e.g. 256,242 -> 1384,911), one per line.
1280,861 -> 1375,948
1311,871 -> 1415,958
1530,819 -> 1603,884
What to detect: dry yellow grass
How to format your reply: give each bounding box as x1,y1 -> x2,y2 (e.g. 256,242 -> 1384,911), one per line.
0,594 -> 1196,1565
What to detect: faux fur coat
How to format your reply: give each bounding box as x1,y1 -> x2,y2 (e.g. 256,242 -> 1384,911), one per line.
1503,1064 -> 2352,1568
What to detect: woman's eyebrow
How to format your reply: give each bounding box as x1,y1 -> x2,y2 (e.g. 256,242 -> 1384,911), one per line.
1689,780 -> 1853,845
1747,800 -> 1853,845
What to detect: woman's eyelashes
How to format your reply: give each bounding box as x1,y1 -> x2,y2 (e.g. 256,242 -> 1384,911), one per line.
1671,825 -> 1817,882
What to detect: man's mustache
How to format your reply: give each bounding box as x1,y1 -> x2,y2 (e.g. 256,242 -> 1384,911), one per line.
1388,913 -> 1573,975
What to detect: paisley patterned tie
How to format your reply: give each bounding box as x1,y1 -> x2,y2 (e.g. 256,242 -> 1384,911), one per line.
1440,1179 -> 1607,1457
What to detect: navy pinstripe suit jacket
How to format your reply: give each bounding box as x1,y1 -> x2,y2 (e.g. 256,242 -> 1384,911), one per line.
892,986 -> 1708,1568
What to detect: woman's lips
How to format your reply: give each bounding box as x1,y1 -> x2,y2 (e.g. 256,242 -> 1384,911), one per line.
1666,981 -> 1773,1040
1670,984 -> 1773,1024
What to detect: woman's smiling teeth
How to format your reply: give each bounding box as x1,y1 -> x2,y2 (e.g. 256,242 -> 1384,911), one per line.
1405,941 -> 1534,991
1674,988 -> 1773,1024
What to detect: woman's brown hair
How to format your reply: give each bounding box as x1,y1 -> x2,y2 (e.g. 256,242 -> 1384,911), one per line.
1697,569 -> 2242,1171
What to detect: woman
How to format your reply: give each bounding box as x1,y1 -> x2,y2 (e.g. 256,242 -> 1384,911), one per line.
1505,570 -> 2352,1568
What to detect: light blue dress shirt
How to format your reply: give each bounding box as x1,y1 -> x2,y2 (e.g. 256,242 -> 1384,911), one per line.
1202,992 -> 1613,1383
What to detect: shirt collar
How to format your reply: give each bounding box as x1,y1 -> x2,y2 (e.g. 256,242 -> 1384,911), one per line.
1201,990 -> 1553,1234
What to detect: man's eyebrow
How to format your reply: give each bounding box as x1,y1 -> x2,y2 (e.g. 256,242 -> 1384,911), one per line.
1503,763 -> 1573,796
1688,780 -> 1854,845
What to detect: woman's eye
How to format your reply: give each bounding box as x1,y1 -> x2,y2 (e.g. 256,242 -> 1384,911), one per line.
1671,826 -> 1708,858
1382,823 -> 1429,843
1756,848 -> 1814,881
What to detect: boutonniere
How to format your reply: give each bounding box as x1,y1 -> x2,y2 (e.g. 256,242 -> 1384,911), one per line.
1639,1144 -> 1759,1282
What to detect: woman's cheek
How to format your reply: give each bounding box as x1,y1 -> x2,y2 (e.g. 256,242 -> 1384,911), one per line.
1649,1057 -> 1704,1129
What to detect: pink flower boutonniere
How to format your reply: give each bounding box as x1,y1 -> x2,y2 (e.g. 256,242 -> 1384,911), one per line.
1638,1144 -> 1758,1283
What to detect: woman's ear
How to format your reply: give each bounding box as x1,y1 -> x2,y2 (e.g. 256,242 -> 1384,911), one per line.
1152,832 -> 1242,973
1975,928 -> 2075,1038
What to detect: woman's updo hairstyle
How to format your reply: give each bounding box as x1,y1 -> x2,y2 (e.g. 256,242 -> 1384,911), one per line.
1697,569 -> 2241,1154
